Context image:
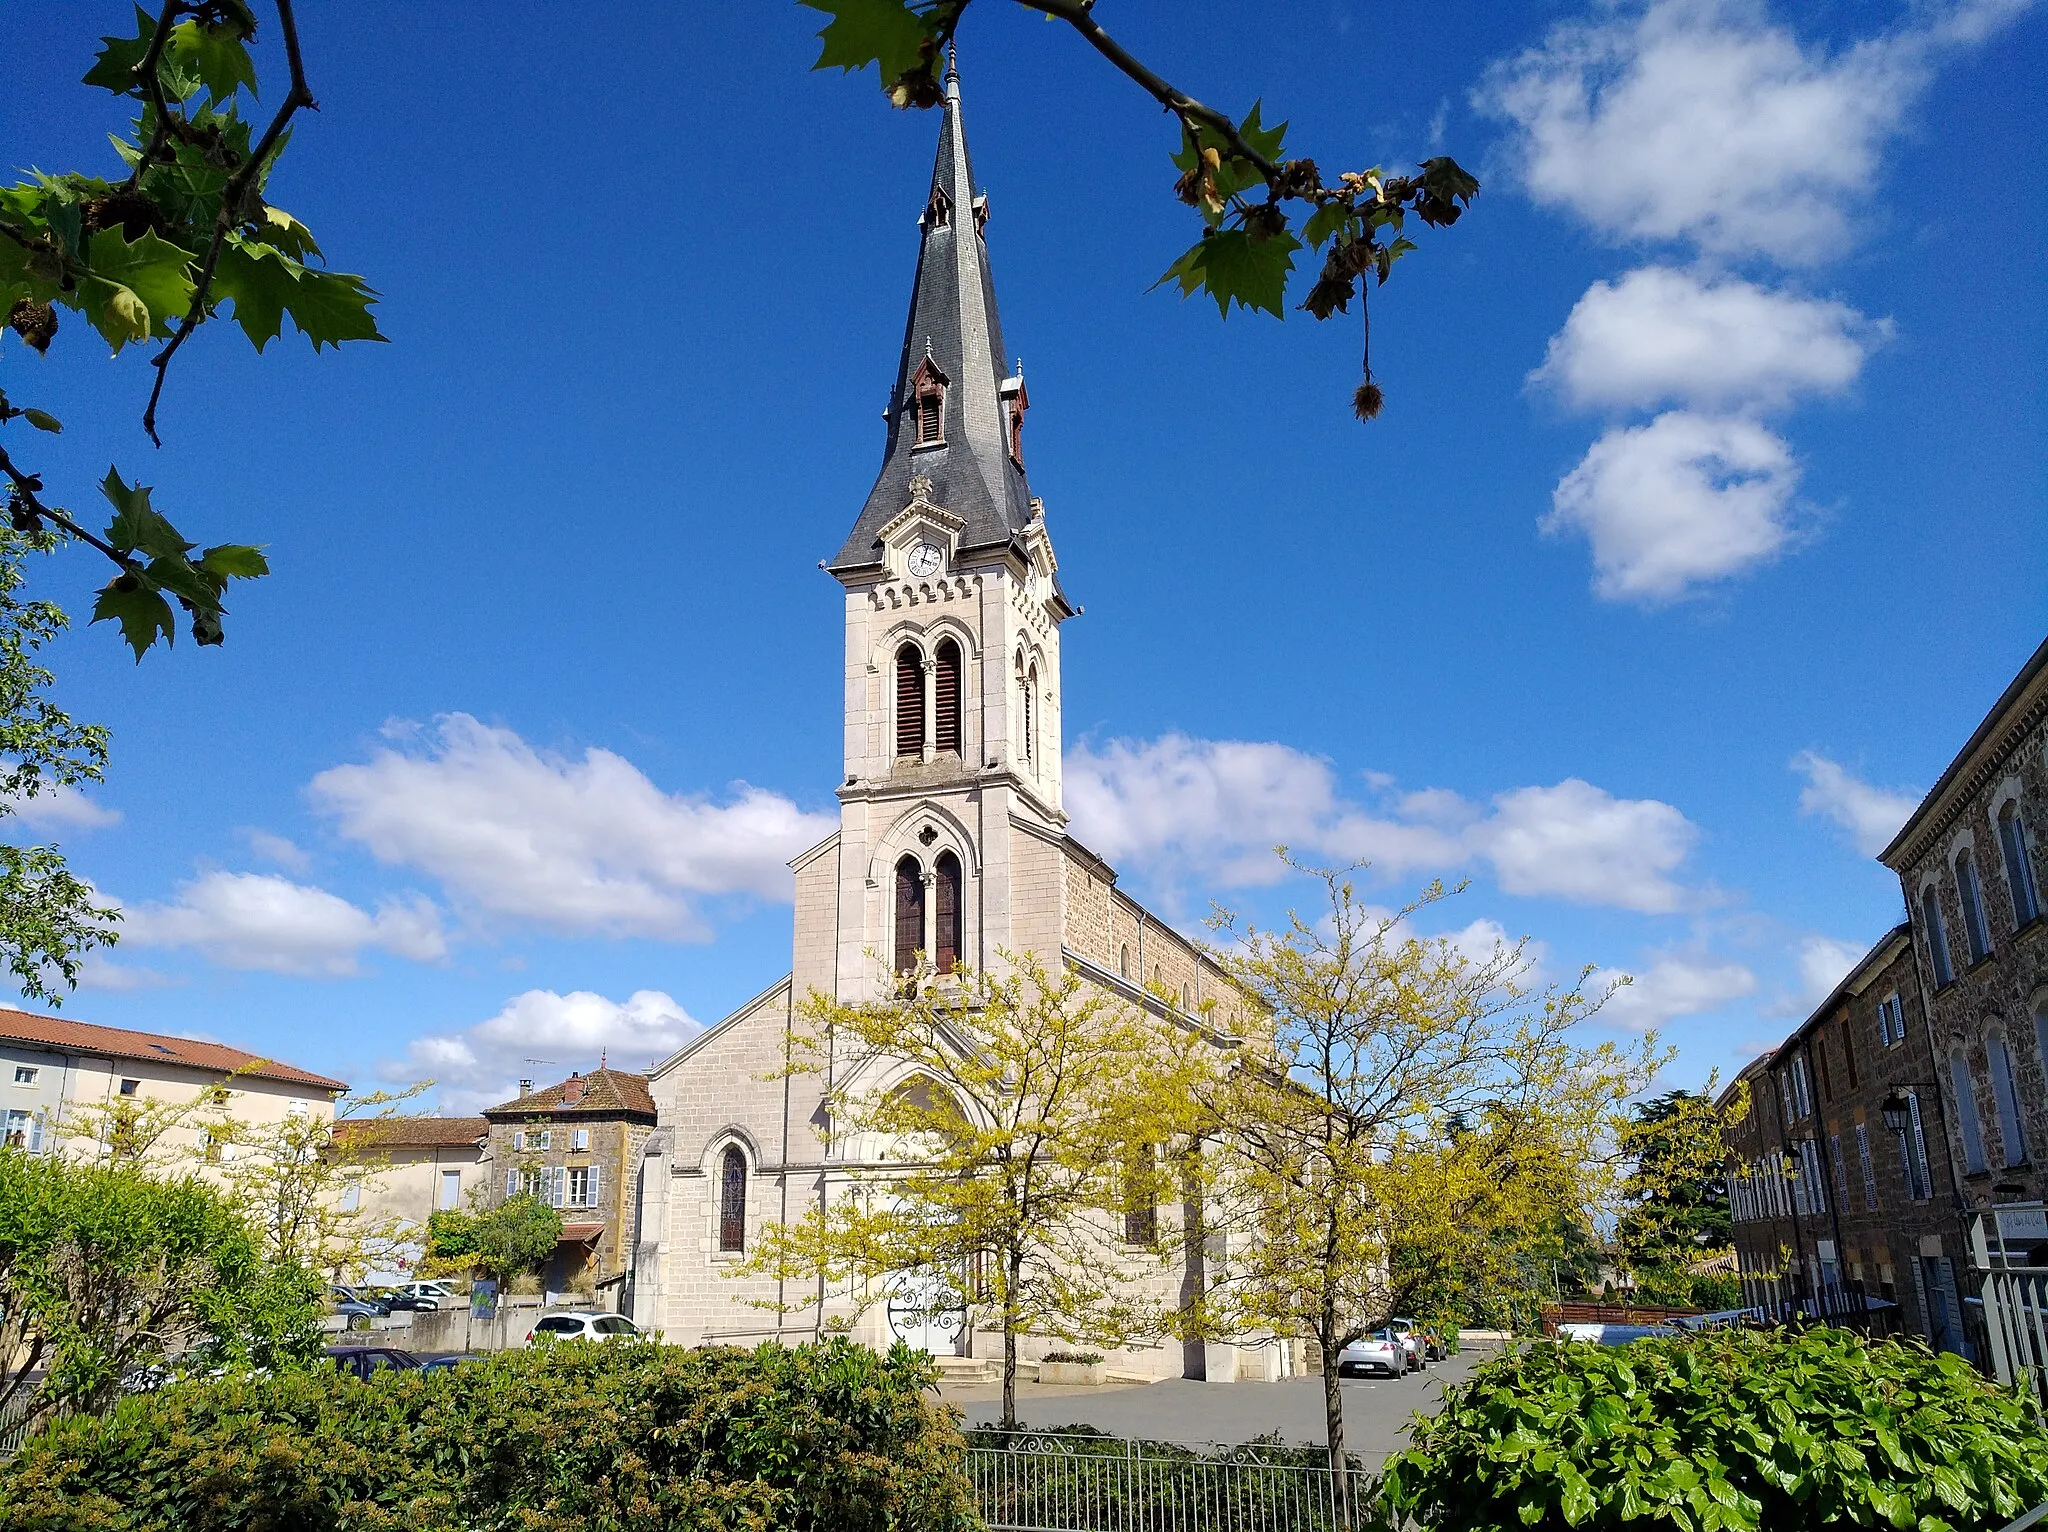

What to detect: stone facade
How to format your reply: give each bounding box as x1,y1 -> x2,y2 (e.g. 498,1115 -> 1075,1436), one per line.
1881,637 -> 2048,1212
628,69 -> 1285,1384
483,1069 -> 656,1298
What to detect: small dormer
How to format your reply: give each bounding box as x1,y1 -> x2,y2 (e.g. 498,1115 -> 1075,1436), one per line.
1000,369 -> 1028,468
909,353 -> 949,449
923,185 -> 951,229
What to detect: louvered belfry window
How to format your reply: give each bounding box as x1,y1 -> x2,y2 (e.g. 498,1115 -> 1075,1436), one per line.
896,645 -> 924,756
934,640 -> 962,754
895,856 -> 925,974
934,851 -> 962,972
918,392 -> 943,445
718,1146 -> 746,1252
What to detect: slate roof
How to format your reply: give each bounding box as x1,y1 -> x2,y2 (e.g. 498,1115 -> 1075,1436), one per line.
0,1008 -> 347,1092
334,1115 -> 488,1150
482,1068 -> 655,1122
831,61 -> 1048,579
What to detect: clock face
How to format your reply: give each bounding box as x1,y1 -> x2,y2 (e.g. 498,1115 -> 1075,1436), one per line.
908,543 -> 943,578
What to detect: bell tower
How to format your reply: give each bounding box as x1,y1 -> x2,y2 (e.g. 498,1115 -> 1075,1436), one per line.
823,56 -> 1073,1002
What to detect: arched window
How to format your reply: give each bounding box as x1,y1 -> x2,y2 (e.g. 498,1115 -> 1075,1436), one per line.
933,851 -> 962,972
895,856 -> 925,975
1180,982 -> 1191,1011
1998,802 -> 2041,926
718,1145 -> 747,1252
1956,852 -> 1991,963
910,354 -> 947,447
1922,885 -> 1954,986
1987,1029 -> 2028,1167
1950,1046 -> 1989,1174
896,644 -> 925,758
1118,944 -> 1129,978
934,639 -> 962,755
1022,664 -> 1037,765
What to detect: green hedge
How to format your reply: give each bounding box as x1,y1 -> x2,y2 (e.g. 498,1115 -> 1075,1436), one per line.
1,1339 -> 978,1532
1376,1329 -> 2048,1532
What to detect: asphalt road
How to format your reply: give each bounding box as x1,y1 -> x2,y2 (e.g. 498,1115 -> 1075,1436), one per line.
946,1344 -> 1494,1469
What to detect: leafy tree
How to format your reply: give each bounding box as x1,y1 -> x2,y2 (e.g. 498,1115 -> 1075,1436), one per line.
0,526 -> 118,1001
0,1145 -> 321,1434
424,1192 -> 561,1285
799,0 -> 1478,419
1193,865 -> 1661,1521
740,951 -> 1213,1428
1,3 -> 379,660
1616,1087 -> 1734,1274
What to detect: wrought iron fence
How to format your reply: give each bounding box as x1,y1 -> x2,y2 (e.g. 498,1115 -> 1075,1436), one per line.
966,1430 -> 1361,1532
1970,1202 -> 2048,1404
0,1389 -> 38,1460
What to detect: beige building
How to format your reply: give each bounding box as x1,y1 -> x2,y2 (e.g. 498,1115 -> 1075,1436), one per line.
0,1007 -> 346,1162
628,67 -> 1279,1384
331,1115 -> 489,1247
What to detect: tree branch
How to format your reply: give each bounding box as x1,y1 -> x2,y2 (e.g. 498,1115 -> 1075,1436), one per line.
142,0 -> 317,446
123,1 -> 193,195
1013,0 -> 1284,181
0,445 -> 139,574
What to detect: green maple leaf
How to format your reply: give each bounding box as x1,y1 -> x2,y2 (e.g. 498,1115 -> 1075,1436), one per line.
277,267 -> 384,350
91,577 -> 176,660
212,237 -> 294,349
100,468 -> 191,561
802,0 -> 932,84
1301,202 -> 1354,250
1157,228 -> 1300,319
166,18 -> 258,107
198,544 -> 268,580
82,6 -> 156,95
83,226 -> 197,343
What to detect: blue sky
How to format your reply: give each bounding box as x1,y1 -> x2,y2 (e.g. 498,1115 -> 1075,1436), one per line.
2,0 -> 2041,1111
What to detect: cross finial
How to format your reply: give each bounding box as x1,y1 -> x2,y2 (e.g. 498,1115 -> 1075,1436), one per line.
946,40 -> 959,85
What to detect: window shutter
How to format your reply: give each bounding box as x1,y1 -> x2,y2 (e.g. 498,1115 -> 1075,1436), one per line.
895,647 -> 924,756
934,641 -> 961,754
553,1166 -> 567,1209
589,1163 -> 603,1208
506,1168 -> 519,1197
919,391 -> 941,444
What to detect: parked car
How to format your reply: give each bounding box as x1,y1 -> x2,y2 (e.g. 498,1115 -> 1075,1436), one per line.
329,1285 -> 389,1319
418,1353 -> 480,1373
1335,1333 -> 1408,1379
325,1346 -> 422,1379
524,1311 -> 644,1346
1557,1322 -> 1682,1346
392,1280 -> 463,1309
1384,1318 -> 1449,1368
375,1289 -> 440,1313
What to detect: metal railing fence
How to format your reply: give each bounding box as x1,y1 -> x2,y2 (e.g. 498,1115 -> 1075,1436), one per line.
966,1431 -> 1360,1532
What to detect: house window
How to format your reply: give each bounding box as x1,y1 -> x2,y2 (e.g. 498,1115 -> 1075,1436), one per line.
1877,993 -> 1905,1048
572,1128 -> 589,1151
934,639 -> 962,755
1921,886 -> 1953,986
1788,1057 -> 1811,1120
895,856 -> 925,975
13,1066 -> 36,1085
1830,1133 -> 1848,1205
1119,944 -> 1130,979
118,1078 -> 140,1097
718,1145 -> 747,1252
1855,1123 -> 1877,1210
1022,663 -> 1037,765
513,1130 -> 526,1151
536,1129 -> 552,1151
1998,803 -> 2041,926
1956,852 -> 1992,964
1950,1047 -> 1989,1174
439,1169 -> 462,1210
565,1166 -> 592,1208
896,644 -> 925,757
1122,1142 -> 1157,1245
340,1179 -> 361,1213
933,851 -> 962,972
3,1108 -> 30,1148
1987,1030 -> 2027,1167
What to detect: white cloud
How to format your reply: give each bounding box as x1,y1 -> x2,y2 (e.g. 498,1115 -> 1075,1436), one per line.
1066,736 -> 1705,914
308,714 -> 837,940
1477,0 -> 2034,263
120,871 -> 447,977
4,784 -> 121,833
1795,934 -> 1867,1006
395,988 -> 701,1114
1599,955 -> 1757,1030
241,828 -> 312,873
1533,267 -> 1882,413
1473,779 -> 1701,914
72,956 -> 179,993
1791,750 -> 1922,855
1546,411 -> 1801,602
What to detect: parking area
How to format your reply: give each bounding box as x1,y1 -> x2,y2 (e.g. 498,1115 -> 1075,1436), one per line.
945,1343 -> 1496,1470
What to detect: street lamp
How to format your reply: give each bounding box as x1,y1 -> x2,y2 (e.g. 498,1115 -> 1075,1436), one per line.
1880,1093 -> 1912,1135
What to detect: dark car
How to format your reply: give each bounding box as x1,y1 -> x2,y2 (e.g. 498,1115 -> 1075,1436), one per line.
376,1291 -> 440,1313
329,1285 -> 390,1319
418,1353 -> 479,1373
325,1346 -> 421,1380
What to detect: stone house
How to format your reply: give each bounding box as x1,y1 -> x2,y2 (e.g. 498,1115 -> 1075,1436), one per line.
483,1068 -> 656,1300
627,64 -> 1284,1384
330,1115 -> 490,1277
1880,636 -> 2048,1212
1723,927 -> 1973,1353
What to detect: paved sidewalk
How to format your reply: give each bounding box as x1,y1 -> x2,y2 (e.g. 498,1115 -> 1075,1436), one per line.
942,1345 -> 1494,1471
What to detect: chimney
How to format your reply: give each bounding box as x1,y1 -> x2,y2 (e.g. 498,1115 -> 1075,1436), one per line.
518,1078 -> 533,1095
562,1075 -> 586,1106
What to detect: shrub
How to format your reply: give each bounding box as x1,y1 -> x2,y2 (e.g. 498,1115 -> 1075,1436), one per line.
1039,1351 -> 1102,1365
1,1338 -> 978,1532
1376,1328 -> 2048,1532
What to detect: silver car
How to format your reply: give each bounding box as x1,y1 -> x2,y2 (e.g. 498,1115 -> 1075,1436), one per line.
1336,1332 -> 1408,1378
524,1311 -> 645,1346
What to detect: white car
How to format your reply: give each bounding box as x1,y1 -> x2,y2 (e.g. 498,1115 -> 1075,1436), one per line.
1336,1333 -> 1407,1378
525,1311 -> 645,1346
392,1281 -> 462,1310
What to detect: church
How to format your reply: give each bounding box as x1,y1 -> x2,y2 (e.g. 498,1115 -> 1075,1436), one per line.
625,63 -> 1289,1385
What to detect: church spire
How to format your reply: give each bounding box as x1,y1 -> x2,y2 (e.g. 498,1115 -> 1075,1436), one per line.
830,60 -> 1037,574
